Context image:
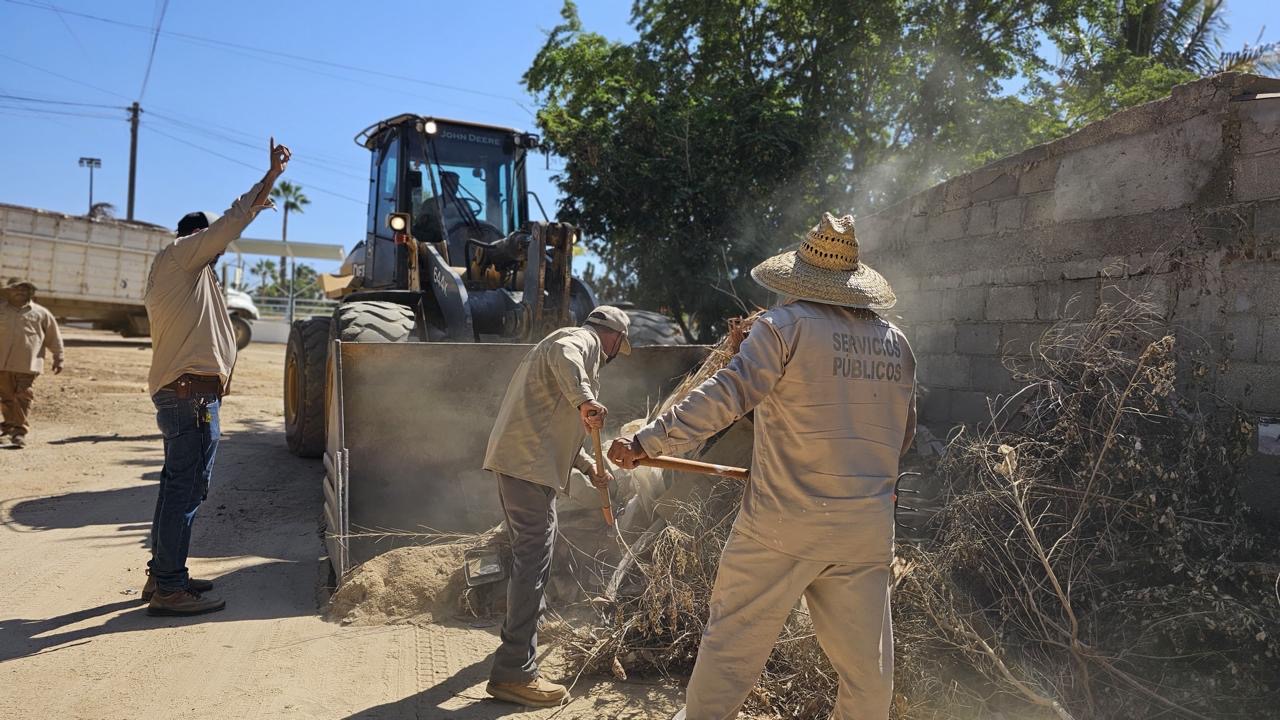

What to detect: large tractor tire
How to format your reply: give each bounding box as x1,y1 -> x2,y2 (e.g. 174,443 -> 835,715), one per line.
624,309 -> 687,346
285,316 -> 331,458
332,301 -> 419,343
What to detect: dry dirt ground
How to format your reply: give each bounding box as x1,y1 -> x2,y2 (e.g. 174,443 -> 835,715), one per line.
0,328 -> 682,719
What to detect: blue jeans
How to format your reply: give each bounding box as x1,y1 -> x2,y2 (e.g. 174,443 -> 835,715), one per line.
148,388 -> 220,592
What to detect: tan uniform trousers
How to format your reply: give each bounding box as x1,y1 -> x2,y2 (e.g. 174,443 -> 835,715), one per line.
684,530 -> 893,720
0,371 -> 36,438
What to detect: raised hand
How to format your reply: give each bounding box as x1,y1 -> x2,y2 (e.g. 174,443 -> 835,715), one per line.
269,136 -> 292,175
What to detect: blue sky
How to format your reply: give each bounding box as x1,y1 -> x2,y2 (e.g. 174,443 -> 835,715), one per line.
0,1 -> 1274,277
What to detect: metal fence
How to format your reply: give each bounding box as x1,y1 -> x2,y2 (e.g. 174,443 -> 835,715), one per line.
254,296 -> 337,321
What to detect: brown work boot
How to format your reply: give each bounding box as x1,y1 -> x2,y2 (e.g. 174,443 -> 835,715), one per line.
146,588 -> 225,616
486,676 -> 569,707
141,574 -> 214,602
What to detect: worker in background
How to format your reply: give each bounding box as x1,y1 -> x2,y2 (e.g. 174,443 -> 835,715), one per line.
610,213 -> 917,720
0,279 -> 64,449
141,138 -> 290,617
482,306 -> 632,708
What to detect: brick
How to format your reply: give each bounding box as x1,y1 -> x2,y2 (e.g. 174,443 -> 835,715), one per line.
919,386 -> 952,423
970,358 -> 1021,395
1235,153 -> 1280,202
1018,158 -> 1059,195
1218,362 -> 1280,413
1224,313 -> 1259,362
1238,99 -> 1280,155
918,354 -> 970,387
1262,319 -> 1280,361
928,209 -> 968,242
951,391 -> 993,425
971,172 -> 1018,203
995,198 -> 1024,231
986,286 -> 1037,320
968,202 -> 997,236
956,323 -> 1002,355
1023,192 -> 1055,227
1001,322 -> 1050,357
943,287 -> 987,321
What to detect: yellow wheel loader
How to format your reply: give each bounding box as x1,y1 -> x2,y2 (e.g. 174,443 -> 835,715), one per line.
281,115 -> 703,576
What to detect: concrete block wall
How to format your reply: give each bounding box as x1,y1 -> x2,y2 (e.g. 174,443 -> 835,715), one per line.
857,73 -> 1280,428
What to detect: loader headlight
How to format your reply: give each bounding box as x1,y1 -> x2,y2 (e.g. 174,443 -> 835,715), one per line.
424,120 -> 438,135
387,212 -> 410,233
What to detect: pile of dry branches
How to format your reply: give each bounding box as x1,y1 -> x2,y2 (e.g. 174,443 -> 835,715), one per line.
893,292 -> 1280,719
561,291 -> 1280,719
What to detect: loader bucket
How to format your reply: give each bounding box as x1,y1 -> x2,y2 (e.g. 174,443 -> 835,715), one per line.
322,340 -> 710,576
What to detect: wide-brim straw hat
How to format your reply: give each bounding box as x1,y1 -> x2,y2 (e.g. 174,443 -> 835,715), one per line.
750,212 -> 896,310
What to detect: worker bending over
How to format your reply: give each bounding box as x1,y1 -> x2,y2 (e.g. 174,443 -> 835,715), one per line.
483,306 -> 632,707
610,213 -> 917,720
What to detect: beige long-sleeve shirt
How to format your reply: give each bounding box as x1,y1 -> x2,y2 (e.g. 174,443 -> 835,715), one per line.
484,325 -> 602,489
144,182 -> 272,396
634,301 -> 917,563
0,300 -> 63,375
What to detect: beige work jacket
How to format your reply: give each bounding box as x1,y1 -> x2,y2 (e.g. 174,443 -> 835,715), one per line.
634,301 -> 917,563
0,300 -> 63,375
144,182 -> 272,396
483,326 -> 602,489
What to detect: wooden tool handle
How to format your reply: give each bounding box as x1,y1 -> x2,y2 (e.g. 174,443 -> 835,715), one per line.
636,455 -> 750,480
591,426 -> 614,526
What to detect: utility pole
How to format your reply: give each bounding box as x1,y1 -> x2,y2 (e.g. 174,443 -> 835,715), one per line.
127,102 -> 140,221
78,157 -> 101,215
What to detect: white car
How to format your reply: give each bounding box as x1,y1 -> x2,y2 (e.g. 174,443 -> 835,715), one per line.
225,287 -> 260,350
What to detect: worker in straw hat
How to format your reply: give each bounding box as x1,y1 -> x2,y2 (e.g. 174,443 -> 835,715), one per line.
610,213 -> 917,720
0,278 -> 64,448
482,305 -> 632,708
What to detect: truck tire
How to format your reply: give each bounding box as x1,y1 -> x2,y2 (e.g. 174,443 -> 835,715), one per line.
285,316 -> 331,458
332,301 -> 419,343
624,309 -> 687,346
231,314 -> 253,350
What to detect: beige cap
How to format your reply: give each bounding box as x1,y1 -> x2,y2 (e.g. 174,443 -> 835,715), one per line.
5,278 -> 36,291
585,305 -> 632,355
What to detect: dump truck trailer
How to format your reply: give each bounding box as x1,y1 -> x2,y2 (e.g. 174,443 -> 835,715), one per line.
0,202 -> 260,347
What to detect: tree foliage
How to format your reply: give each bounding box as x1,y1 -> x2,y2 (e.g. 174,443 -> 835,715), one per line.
527,1 -> 1273,338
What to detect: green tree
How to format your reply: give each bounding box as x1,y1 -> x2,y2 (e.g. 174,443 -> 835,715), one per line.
269,181 -> 310,295
250,258 -> 279,295
526,0 -> 1077,340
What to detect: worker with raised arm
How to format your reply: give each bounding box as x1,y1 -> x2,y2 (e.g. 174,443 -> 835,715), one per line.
0,279 -> 64,448
140,138 -> 291,617
610,213 -> 918,720
481,306 -> 632,708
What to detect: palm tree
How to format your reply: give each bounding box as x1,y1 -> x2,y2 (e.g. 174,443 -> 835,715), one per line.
250,258 -> 278,294
270,181 -> 310,318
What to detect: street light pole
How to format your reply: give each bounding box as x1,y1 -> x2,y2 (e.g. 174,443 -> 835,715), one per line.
78,157 -> 102,216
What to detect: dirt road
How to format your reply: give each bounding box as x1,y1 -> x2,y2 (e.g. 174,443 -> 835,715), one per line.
0,329 -> 680,719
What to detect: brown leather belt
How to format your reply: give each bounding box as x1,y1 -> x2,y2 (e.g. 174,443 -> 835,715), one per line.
164,373 -> 223,399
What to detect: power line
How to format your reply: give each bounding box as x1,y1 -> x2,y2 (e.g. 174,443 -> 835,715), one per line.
0,92 -> 124,109
137,0 -> 169,100
4,0 -> 533,111
144,125 -> 365,205
0,52 -> 131,100
0,103 -> 122,120
147,111 -> 367,179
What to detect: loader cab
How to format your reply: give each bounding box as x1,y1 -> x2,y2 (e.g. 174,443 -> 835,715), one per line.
357,115 -> 537,290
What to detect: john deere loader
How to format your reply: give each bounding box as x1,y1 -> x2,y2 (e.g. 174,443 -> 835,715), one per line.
282,115 -> 706,576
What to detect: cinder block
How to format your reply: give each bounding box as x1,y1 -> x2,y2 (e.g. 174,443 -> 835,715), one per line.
944,287 -> 987,321
918,385 -> 952,423
1023,192 -> 1055,227
1058,258 -> 1100,280
960,268 -> 997,286
1218,362 -> 1280,413
905,213 -> 930,244
942,177 -> 972,212
970,358 -> 1021,395
1238,99 -> 1280,155
968,203 -> 997,236
1261,320 -> 1280,361
995,198 -> 1025,231
1037,284 -> 1064,320
1235,153 -> 1280,202
1255,200 -> 1280,246
951,390 -> 993,425
928,209 -> 968,242
914,324 -> 956,354
1060,278 -> 1101,319
918,354 -> 970,387
956,323 -> 1002,355
920,274 -> 963,290
1001,322 -> 1050,357
971,172 -> 1019,203
1227,264 -> 1280,315
1001,265 -> 1047,285
1018,158 -> 1059,195
986,286 -> 1037,320
1224,313 -> 1260,362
